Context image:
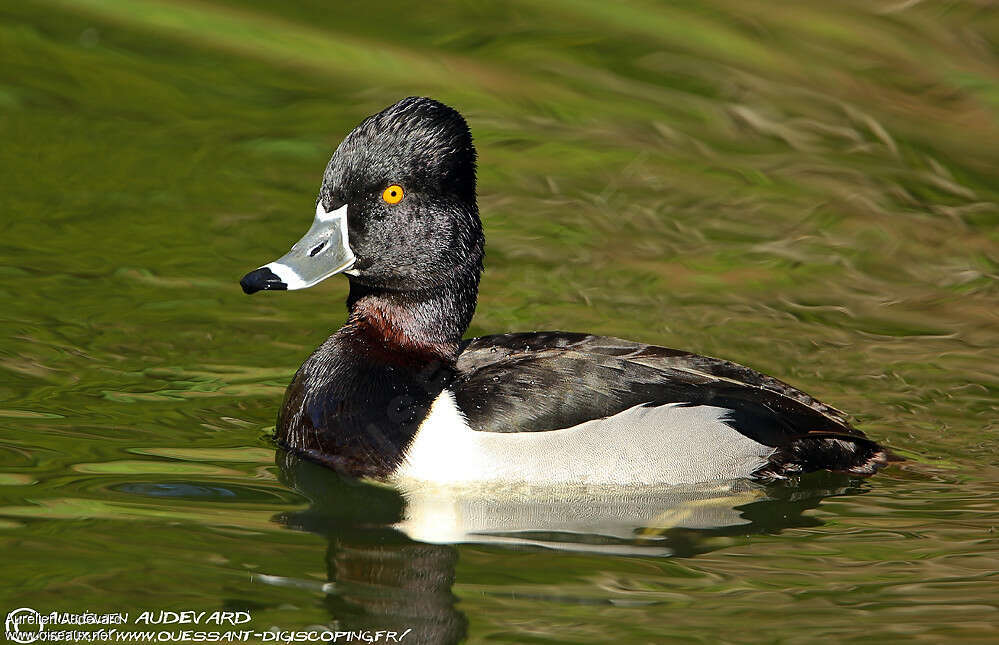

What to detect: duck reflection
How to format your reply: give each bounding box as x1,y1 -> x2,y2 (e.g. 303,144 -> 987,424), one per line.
272,452 -> 466,644
267,451 -> 867,644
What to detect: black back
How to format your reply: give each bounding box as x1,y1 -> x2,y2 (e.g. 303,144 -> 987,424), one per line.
453,332 -> 852,438
453,332 -> 887,476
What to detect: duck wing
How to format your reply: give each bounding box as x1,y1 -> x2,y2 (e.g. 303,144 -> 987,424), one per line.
453,332 -> 884,476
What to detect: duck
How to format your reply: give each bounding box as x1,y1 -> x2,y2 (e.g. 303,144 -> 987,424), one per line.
240,96 -> 887,487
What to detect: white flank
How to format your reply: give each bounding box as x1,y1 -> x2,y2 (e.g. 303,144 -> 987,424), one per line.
392,392 -> 776,487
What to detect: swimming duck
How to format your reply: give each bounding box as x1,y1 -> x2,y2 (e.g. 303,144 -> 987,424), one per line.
240,97 -> 887,486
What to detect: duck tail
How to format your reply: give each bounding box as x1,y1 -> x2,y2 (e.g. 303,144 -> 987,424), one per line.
755,434 -> 895,479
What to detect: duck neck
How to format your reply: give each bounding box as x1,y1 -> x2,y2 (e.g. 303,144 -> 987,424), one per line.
343,276 -> 477,366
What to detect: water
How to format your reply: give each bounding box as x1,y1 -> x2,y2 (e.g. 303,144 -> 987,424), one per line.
1,1 -> 998,642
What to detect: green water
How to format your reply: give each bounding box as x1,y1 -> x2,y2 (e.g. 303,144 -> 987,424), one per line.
2,1 -> 998,642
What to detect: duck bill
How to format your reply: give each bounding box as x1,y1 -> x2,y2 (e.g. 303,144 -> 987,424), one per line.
240,203 -> 355,294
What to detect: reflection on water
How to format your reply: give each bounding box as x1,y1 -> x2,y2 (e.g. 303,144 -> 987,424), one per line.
394,477 -> 830,557
268,452 -> 870,643
273,453 -> 465,644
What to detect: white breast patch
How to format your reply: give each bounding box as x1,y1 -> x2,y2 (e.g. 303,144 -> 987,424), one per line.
392,391 -> 775,487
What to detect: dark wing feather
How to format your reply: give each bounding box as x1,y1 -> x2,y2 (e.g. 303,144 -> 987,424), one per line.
454,332 -> 864,451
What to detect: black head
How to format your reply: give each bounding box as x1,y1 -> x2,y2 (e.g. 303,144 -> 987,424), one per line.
240,97 -> 484,299
322,97 -> 483,291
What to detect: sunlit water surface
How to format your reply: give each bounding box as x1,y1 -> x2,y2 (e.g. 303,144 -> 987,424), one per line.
1,1 -> 998,643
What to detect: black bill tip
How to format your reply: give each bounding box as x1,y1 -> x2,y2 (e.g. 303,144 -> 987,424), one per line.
240,267 -> 287,294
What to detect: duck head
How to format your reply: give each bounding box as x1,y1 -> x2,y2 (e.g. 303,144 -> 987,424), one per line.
240,97 -> 484,298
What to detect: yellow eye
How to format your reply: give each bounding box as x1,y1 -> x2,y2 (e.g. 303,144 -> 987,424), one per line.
382,185 -> 404,204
